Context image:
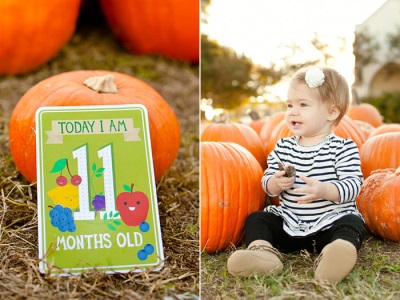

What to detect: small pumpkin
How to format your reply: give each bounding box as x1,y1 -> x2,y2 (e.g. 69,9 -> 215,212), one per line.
347,103 -> 383,127
368,123 -> 400,139
0,0 -> 81,75
100,0 -> 199,63
201,122 -> 267,170
353,120 -> 375,140
333,115 -> 367,148
246,109 -> 266,136
201,142 -> 265,254
359,132 -> 400,178
259,111 -> 286,155
9,70 -> 180,183
356,166 -> 400,242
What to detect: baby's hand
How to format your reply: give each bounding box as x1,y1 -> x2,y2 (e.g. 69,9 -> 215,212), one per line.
278,162 -> 296,178
272,166 -> 295,191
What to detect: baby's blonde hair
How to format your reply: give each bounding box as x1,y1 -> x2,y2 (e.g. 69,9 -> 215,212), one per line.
292,67 -> 349,126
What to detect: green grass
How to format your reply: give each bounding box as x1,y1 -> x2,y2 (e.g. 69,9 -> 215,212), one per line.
201,235 -> 400,299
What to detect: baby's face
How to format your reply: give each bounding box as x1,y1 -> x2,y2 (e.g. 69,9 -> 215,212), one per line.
285,81 -> 336,144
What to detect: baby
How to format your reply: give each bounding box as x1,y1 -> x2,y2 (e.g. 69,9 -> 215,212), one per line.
227,67 -> 366,283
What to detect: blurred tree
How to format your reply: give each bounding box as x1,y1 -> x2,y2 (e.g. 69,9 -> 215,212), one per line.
363,92 -> 400,123
200,1 -> 357,111
386,27 -> 400,63
201,0 -> 211,23
278,33 -> 348,76
353,31 -> 380,84
201,35 -> 282,109
353,29 -> 400,122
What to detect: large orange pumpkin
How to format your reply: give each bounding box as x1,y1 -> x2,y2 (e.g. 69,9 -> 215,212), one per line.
356,167 -> 400,242
201,142 -> 265,254
347,103 -> 383,127
100,0 -> 199,63
201,122 -> 267,170
9,70 -> 180,183
359,132 -> 400,179
0,0 -> 81,75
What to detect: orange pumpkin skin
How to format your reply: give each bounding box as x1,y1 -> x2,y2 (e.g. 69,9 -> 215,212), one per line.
333,115 -> 367,148
356,167 -> 400,242
353,120 -> 375,140
201,142 -> 265,254
248,119 -> 266,136
368,123 -> 400,139
347,103 -> 383,127
0,0 -> 81,75
9,70 -> 180,183
259,111 -> 285,154
201,123 -> 267,170
100,0 -> 199,63
359,132 -> 400,179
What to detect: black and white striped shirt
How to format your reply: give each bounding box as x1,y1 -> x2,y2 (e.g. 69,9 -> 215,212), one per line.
262,133 -> 364,237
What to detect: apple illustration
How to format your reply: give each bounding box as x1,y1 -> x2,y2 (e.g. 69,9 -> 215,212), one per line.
116,183 -> 149,226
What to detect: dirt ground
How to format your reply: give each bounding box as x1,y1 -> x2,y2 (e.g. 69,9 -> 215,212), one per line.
0,4 -> 199,299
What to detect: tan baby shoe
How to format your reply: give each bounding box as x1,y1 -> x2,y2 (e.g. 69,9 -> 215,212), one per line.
314,239 -> 357,283
227,240 -> 283,277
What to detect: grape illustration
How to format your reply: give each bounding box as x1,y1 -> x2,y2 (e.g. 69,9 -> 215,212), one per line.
51,217 -> 59,227
58,221 -> 68,232
49,208 -> 59,219
63,207 -> 72,217
54,204 -> 63,213
68,223 -> 76,232
92,195 -> 106,211
49,205 -> 76,232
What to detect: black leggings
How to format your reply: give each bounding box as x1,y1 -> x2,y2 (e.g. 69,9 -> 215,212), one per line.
244,211 -> 366,253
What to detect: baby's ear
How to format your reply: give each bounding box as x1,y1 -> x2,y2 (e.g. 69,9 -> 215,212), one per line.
328,105 -> 340,121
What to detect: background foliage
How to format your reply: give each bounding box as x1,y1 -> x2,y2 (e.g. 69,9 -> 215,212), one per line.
362,92 -> 400,123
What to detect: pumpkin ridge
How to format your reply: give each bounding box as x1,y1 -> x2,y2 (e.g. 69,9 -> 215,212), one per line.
220,144 -> 234,251
200,144 -> 210,252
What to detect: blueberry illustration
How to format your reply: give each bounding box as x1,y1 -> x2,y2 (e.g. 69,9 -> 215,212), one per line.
137,250 -> 148,261
144,244 -> 154,255
139,221 -> 150,232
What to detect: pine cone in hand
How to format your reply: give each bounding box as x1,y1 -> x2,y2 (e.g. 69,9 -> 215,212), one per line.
278,162 -> 296,177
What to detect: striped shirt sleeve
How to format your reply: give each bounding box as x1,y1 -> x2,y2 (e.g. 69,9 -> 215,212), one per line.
331,139 -> 363,204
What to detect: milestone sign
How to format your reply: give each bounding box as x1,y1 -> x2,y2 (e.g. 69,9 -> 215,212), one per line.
36,105 -> 164,275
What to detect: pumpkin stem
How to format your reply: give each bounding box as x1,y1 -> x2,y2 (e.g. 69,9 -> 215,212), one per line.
83,74 -> 118,94
247,109 -> 261,120
212,109 -> 231,124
